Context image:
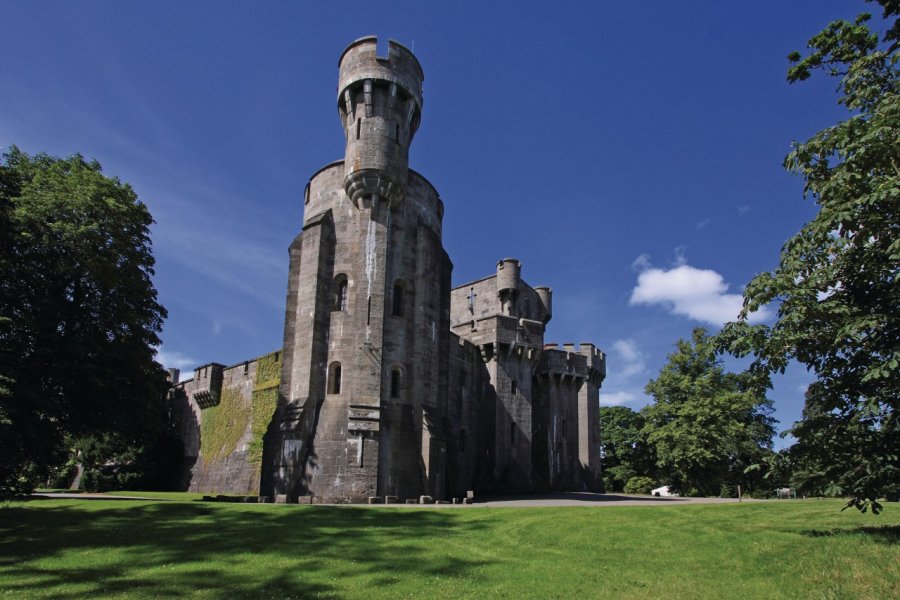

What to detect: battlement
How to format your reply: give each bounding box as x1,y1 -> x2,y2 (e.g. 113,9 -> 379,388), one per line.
538,344 -> 606,382
337,36 -> 423,115
189,363 -> 225,409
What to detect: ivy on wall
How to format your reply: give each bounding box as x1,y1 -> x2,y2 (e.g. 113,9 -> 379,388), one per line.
196,351 -> 282,494
199,384 -> 250,465
249,352 -> 282,469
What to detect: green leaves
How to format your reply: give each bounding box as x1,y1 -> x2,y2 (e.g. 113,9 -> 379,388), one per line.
0,147 -> 170,497
599,406 -> 653,492
719,1 -> 899,511
642,329 -> 776,497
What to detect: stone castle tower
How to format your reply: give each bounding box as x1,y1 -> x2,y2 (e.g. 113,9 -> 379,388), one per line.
168,38 -> 606,502
260,38 -> 452,501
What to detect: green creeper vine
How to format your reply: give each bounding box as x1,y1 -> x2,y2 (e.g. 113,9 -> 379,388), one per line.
197,352 -> 282,493
248,351 -> 282,469
200,385 -> 250,464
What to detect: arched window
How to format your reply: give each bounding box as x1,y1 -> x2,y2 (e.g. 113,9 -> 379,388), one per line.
333,275 -> 348,311
328,362 -> 342,394
392,283 -> 404,317
390,368 -> 401,398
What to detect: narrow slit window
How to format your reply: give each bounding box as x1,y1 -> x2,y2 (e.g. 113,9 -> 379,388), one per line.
329,363 -> 342,394
334,278 -> 348,311
392,284 -> 403,317
367,297 -> 371,325
390,369 -> 401,398
356,118 -> 361,140
511,380 -> 517,396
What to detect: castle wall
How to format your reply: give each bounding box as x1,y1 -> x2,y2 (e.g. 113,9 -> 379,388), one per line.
535,345 -> 604,491
169,352 -> 281,495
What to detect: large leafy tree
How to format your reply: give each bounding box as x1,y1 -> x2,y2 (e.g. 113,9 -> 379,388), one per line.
719,1 -> 899,512
599,406 -> 654,492
0,147 -> 171,495
643,329 -> 775,497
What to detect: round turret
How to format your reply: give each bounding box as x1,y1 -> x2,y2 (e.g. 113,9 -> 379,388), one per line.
534,286 -> 552,323
496,258 -> 521,295
337,37 -> 424,208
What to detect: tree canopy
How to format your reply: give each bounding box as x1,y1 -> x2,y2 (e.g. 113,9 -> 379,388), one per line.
643,329 -> 775,497
719,0 -> 899,512
599,406 -> 653,492
0,147 -> 171,495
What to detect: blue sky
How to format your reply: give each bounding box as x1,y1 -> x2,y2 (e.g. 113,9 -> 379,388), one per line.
1,1 -> 882,446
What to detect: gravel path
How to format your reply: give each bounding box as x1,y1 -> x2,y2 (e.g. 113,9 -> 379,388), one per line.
29,491 -> 761,507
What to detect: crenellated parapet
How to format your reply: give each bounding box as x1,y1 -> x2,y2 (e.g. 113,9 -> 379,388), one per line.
190,363 -> 225,409
537,343 -> 606,385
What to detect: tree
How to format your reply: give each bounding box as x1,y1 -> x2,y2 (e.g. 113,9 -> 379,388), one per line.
642,329 -> 776,497
599,406 -> 654,492
0,146 -> 171,496
719,1 -> 899,513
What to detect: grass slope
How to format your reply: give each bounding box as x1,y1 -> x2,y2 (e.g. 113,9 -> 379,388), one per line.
1,499 -> 897,599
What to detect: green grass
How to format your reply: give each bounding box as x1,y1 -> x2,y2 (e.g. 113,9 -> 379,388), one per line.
1,499 -> 897,599
100,490 -> 207,501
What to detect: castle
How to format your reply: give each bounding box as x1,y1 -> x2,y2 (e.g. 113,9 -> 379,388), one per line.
168,37 -> 607,502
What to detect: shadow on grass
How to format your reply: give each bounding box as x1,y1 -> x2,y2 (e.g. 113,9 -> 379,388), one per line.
0,500 -> 491,598
800,525 -> 900,546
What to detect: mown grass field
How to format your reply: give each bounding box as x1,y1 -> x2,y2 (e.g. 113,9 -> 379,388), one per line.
1,497 -> 897,599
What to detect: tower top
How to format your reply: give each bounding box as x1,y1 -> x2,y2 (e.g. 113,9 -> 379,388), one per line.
337,36 -> 426,207
337,36 -> 424,117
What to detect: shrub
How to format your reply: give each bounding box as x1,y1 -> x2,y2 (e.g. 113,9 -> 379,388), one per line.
624,476 -> 656,495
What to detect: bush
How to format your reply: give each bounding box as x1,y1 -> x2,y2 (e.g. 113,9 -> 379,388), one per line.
624,476 -> 656,495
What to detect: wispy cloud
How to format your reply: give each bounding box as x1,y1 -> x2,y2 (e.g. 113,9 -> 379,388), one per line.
150,187 -> 288,309
612,339 -> 647,378
600,391 -> 637,406
631,254 -> 652,272
696,218 -> 710,230
155,348 -> 198,374
738,205 -> 751,216
629,254 -> 771,326
600,339 -> 652,408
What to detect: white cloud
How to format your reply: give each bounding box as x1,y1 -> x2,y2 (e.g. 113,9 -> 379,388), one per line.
600,391 -> 636,406
696,218 -> 710,230
738,205 -> 751,216
155,348 -> 198,375
612,339 -> 647,378
629,258 -> 771,326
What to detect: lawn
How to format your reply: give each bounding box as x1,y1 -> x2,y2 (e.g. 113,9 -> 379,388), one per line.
1,498 -> 897,599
